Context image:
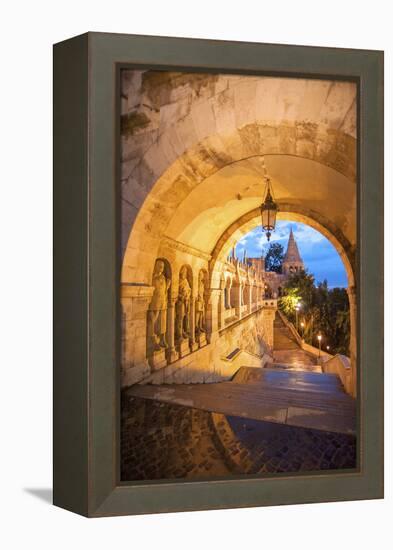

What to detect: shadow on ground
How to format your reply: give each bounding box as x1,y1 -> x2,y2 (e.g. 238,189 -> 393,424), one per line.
24,488 -> 52,504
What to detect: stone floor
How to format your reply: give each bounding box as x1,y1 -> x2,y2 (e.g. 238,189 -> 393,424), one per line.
227,416 -> 356,474
121,393 -> 357,481
121,394 -> 230,481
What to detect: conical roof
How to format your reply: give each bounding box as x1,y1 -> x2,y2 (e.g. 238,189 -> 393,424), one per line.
283,228 -> 303,263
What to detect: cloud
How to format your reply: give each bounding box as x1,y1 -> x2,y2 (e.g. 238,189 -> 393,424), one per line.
238,235 -> 250,246
235,220 -> 348,288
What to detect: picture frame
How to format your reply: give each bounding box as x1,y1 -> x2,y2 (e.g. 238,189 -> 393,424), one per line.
53,32 -> 383,517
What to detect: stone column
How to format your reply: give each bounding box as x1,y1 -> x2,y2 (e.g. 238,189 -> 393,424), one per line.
232,283 -> 241,318
206,288 -> 221,344
219,287 -> 225,329
247,283 -> 252,314
166,296 -> 179,364
346,285 -> 357,398
227,282 -> 232,309
261,302 -> 278,351
189,297 -> 198,351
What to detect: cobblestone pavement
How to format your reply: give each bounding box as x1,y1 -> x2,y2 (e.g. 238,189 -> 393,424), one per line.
121,394 -> 230,481
121,393 -> 356,481
227,416 -> 356,474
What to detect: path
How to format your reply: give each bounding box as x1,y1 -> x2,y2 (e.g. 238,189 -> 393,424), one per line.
273,312 -> 321,371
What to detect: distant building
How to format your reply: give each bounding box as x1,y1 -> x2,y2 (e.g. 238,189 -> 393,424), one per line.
247,227 -> 304,297
282,227 -> 304,275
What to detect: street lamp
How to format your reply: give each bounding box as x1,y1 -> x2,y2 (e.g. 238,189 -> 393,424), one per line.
295,302 -> 301,333
300,321 -> 305,339
317,333 -> 322,360
260,161 -> 278,242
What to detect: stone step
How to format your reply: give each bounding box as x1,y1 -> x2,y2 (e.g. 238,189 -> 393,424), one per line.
232,367 -> 347,396
274,342 -> 300,350
274,330 -> 295,336
128,367 -> 356,434
272,362 -> 322,373
273,349 -> 317,365
274,327 -> 296,336
273,327 -> 299,349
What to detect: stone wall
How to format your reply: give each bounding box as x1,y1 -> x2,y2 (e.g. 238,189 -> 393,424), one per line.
323,354 -> 353,396
122,297 -> 277,387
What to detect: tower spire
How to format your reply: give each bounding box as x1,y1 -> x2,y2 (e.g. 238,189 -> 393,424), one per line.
282,226 -> 304,274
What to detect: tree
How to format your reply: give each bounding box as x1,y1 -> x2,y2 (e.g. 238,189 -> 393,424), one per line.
284,268 -> 315,301
279,287 -> 301,317
265,242 -> 284,273
279,269 -> 350,356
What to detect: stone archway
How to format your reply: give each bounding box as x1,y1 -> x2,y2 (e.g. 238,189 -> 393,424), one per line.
121,73 -> 356,286
120,73 -> 357,392
121,154 -> 357,392
208,206 -> 356,396
209,205 -> 355,287
122,153 -> 356,286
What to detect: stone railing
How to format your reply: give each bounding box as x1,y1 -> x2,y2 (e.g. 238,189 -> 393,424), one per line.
277,309 -> 303,346
220,348 -> 271,372
122,279 -> 277,387
277,310 -> 333,362
277,310 -> 354,396
223,307 -> 237,324
220,300 -> 276,333
322,354 -> 353,395
262,299 -> 278,309
140,303 -> 276,386
301,341 -> 333,362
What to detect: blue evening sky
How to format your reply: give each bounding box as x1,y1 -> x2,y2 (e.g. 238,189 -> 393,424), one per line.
235,220 -> 348,288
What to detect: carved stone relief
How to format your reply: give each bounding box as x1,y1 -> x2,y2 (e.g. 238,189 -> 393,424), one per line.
195,270 -> 207,338
148,259 -> 171,352
175,265 -> 192,342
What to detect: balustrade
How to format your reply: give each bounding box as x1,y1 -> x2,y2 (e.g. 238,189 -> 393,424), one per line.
143,258 -> 278,369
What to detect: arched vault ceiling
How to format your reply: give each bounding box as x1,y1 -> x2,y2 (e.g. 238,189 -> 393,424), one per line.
121,72 -> 357,185
165,155 -> 356,253
120,72 -> 357,284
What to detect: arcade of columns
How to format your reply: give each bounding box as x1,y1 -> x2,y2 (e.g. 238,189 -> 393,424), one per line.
121,240 -> 278,387
120,226 -> 347,389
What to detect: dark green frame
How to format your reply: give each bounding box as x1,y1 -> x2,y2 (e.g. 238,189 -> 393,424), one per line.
53,32 -> 384,517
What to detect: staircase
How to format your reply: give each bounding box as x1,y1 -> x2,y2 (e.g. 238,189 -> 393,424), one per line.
273,312 -> 320,371
273,314 -> 299,350
127,366 -> 356,435
126,311 -> 355,435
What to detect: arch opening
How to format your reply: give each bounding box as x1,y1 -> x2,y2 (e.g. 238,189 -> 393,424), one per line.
210,208 -> 355,291
119,73 -> 357,398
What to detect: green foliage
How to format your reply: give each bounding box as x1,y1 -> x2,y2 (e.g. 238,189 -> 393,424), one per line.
279,287 -> 301,317
279,269 -> 350,355
265,242 -> 284,273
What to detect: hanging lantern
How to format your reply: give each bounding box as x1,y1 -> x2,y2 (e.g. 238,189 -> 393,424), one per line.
260,177 -> 278,241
